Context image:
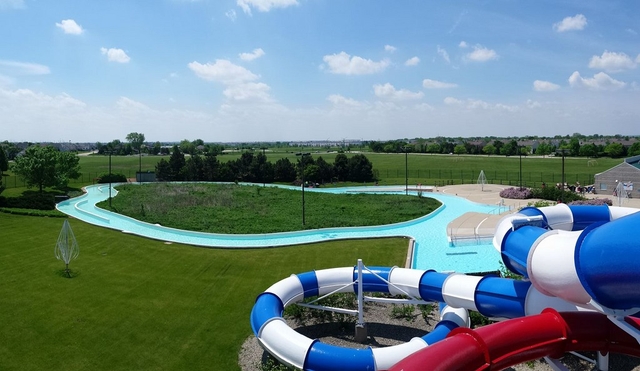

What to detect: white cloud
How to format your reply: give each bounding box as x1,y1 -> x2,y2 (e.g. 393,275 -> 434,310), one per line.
444,96 -> 519,111
188,59 -> 258,84
189,59 -> 271,102
458,41 -> 468,48
405,57 -> 420,66
223,82 -> 271,101
568,71 -> 626,91
628,29 -> 638,36
116,96 -> 150,111
384,45 -> 396,53
423,79 -> 457,89
533,80 -> 560,92
465,45 -> 498,62
444,97 -> 463,105
327,94 -> 367,109
239,48 -> 265,61
237,0 -> 298,15
0,60 -> 50,75
225,9 -> 237,21
322,52 -> 390,75
437,45 -> 450,63
0,0 -> 25,9
55,19 -> 84,35
100,47 -> 130,63
373,83 -> 423,101
588,51 -> 636,73
553,14 -> 587,32
526,99 -> 541,108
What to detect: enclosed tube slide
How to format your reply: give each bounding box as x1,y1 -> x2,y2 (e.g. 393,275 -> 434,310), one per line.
388,309 -> 640,371
251,265 -> 582,371
494,204 -> 640,312
251,205 -> 640,371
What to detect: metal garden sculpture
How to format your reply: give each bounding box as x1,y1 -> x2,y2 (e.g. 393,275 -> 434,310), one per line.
55,220 -> 79,278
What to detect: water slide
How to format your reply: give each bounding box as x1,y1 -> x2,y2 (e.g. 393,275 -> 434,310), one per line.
250,204 -> 640,370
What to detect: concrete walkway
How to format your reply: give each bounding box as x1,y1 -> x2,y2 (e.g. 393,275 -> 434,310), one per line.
437,183 -> 640,241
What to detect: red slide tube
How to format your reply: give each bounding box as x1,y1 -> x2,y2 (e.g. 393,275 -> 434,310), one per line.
388,310 -> 640,371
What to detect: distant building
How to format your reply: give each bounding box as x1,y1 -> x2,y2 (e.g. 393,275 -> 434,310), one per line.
593,155 -> 640,197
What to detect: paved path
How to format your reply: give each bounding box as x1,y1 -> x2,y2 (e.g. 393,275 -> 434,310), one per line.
439,183 -> 640,241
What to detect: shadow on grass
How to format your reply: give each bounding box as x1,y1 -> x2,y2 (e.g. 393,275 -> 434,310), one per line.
55,268 -> 80,278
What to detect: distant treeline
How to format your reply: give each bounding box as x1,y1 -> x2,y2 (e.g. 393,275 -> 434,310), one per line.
368,138 -> 640,158
154,146 -> 376,184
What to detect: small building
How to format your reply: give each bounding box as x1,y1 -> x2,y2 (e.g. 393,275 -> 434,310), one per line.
136,171 -> 156,183
593,155 -> 640,197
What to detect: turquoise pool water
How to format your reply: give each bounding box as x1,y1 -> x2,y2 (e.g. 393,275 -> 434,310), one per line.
56,183 -> 503,273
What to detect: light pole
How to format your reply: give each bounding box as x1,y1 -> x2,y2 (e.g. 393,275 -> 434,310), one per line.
296,152 -> 311,225
104,150 -> 113,208
404,146 -> 409,195
138,146 -> 142,182
261,147 -> 267,187
519,145 -> 523,190
559,148 -> 568,203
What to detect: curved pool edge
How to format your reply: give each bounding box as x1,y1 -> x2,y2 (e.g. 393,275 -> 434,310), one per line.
56,182 -> 503,272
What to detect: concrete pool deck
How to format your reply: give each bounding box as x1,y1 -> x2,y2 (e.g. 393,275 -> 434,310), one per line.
441,183 -> 640,242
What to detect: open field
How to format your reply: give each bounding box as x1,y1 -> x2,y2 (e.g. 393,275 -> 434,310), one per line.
2,151 -> 620,194
0,212 -> 407,371
102,183 -> 441,233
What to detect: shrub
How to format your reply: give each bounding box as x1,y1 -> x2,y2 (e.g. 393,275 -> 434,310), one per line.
96,173 -> 128,183
0,192 -> 55,210
530,186 -> 585,203
390,304 -> 416,322
499,187 -> 532,199
568,198 -> 613,206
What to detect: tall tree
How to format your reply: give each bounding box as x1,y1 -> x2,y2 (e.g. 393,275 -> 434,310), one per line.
333,153 -> 349,181
12,145 -> 59,192
55,151 -> 81,189
168,145 -> 186,180
0,145 -> 7,194
125,132 -> 146,153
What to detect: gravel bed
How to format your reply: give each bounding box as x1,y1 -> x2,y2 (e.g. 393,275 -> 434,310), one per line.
239,302 -> 640,371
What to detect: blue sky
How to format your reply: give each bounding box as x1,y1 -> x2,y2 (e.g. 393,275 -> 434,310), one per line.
1,0 -> 639,143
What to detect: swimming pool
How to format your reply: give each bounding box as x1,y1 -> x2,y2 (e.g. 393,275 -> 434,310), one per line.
56,183 -> 503,273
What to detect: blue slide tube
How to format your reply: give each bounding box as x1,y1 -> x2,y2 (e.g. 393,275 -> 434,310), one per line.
576,212 -> 640,310
304,341 -> 375,371
475,276 -> 531,318
568,205 -> 611,230
354,266 -> 392,293
250,292 -> 283,334
501,226 -> 547,277
418,270 -> 448,302
297,271 -> 319,298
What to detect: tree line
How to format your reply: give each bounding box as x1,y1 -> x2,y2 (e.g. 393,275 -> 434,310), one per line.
154,146 -> 376,184
368,137 -> 640,158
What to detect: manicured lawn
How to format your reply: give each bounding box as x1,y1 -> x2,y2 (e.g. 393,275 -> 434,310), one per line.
0,212 -> 408,371
99,183 -> 442,233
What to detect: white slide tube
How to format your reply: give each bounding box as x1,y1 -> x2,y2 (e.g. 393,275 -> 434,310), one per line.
441,274 -> 483,311
372,338 -> 428,371
266,275 -> 305,307
315,267 -> 356,295
527,230 -> 591,305
388,267 -> 424,298
538,204 -> 574,230
258,318 -> 315,369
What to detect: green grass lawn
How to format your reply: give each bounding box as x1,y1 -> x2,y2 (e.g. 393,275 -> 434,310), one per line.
100,183 -> 441,233
2,151 -> 619,195
0,212 -> 408,371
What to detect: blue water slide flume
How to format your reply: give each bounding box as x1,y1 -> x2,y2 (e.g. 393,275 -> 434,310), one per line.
56,183 -> 502,272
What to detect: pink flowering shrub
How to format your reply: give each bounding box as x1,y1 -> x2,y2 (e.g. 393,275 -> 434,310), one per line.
499,187 -> 533,199
568,198 -> 613,206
